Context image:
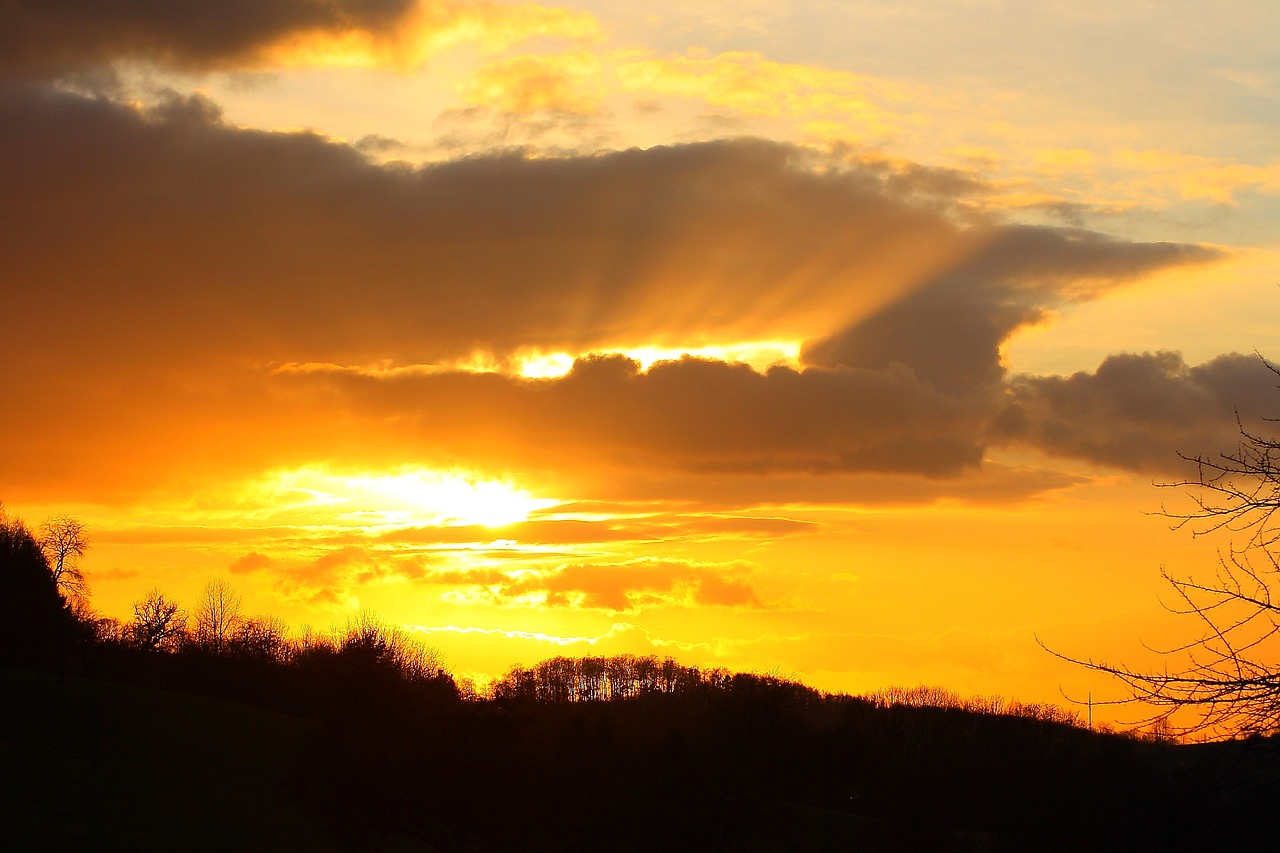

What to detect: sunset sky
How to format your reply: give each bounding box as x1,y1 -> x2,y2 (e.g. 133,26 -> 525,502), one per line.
4,0 -> 1279,718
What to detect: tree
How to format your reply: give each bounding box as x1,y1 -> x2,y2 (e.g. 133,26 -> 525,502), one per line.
128,588 -> 187,652
38,515 -> 89,603
228,615 -> 289,661
1053,358 -> 1280,738
0,505 -> 74,665
192,579 -> 242,653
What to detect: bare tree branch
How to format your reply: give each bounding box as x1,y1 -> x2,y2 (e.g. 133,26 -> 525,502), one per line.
1053,355 -> 1280,739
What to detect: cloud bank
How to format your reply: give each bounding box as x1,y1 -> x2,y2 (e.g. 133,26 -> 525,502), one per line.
0,77 -> 1253,506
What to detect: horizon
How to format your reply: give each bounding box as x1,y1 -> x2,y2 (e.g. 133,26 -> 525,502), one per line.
4,0 -> 1280,726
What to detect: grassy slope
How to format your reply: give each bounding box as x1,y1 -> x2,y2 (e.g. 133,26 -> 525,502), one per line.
0,666 -> 333,851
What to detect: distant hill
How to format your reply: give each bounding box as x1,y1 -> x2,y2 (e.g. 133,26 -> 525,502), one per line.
5,661 -> 1279,852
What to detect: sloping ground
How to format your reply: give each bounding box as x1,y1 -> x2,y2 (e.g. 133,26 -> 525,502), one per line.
0,666 -> 333,851
5,659 -> 1280,852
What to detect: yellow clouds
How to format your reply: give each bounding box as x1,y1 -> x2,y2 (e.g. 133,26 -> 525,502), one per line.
268,2 -> 599,71
1114,148 -> 1280,205
424,559 -> 763,613
1032,148 -> 1097,177
451,46 -> 933,154
617,49 -> 913,136
463,52 -> 604,114
420,1 -> 597,53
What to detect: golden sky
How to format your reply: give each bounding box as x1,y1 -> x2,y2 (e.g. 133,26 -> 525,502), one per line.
3,0 -> 1279,719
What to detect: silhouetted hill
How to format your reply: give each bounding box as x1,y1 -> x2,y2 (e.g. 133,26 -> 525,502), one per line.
0,666 -> 334,851
7,658 -> 1279,852
4,517 -> 1278,852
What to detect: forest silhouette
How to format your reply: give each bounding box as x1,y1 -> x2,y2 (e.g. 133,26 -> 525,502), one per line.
2,505 -> 1278,852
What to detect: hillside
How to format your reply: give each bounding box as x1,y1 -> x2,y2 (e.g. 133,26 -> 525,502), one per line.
0,667 -> 334,851
5,660 -> 1279,852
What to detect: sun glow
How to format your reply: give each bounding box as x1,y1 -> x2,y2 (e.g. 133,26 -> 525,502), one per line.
267,467 -> 558,528
515,340 -> 802,378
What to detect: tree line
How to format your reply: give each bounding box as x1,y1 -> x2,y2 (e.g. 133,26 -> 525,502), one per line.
5,501 -> 1279,851
0,500 -> 1184,734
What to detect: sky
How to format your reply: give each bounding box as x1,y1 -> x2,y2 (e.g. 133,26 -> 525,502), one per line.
3,0 -> 1279,719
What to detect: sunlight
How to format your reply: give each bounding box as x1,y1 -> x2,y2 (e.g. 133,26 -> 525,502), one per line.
269,467 -> 558,528
621,341 -> 802,372
518,352 -> 577,378
514,340 -> 802,379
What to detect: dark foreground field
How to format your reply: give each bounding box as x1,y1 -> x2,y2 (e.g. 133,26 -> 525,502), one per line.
5,662 -> 1279,853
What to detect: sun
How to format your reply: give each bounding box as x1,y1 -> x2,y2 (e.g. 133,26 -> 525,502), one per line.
267,467 -> 558,528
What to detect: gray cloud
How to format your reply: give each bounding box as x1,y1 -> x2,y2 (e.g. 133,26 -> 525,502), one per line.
997,352 -> 1278,473
0,0 -> 417,77
0,80 -> 1232,501
1,83 -> 979,375
299,354 -> 993,476
803,228 -> 1218,393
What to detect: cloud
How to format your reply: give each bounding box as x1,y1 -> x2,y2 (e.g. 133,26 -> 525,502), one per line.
427,558 -> 762,612
1,84 -> 971,370
802,226 -> 1217,393
582,463 -> 1089,510
616,49 -> 917,137
2,82 -> 1212,376
0,0 -> 598,78
301,354 -> 993,476
0,80 -> 1225,501
0,0 -> 416,76
996,352 -> 1279,473
1115,148 -> 1280,205
464,52 -> 605,115
229,551 -> 273,574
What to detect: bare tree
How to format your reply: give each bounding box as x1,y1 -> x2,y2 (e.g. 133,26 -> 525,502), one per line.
129,588 -> 187,652
192,579 -> 242,653
228,615 -> 289,661
39,515 -> 89,603
1052,358 -> 1280,738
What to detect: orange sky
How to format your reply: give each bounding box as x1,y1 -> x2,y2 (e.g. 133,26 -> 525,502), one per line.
3,0 -> 1279,724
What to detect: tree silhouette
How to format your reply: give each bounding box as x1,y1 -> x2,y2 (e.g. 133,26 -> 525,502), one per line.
128,588 -> 187,652
0,505 -> 74,665
191,579 -> 242,654
1053,358 -> 1280,737
228,615 -> 289,661
38,515 -> 89,604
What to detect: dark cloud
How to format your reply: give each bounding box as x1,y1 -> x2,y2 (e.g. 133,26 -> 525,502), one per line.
300,354 -> 993,476
1,83 -> 978,372
0,0 -> 418,77
0,81 -> 1227,501
803,228 -> 1218,393
996,352 -> 1278,473
586,464 -> 1089,510
354,133 -> 407,154
2,82 -> 1214,378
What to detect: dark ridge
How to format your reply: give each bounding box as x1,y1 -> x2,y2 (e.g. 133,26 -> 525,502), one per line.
4,505 -> 1280,851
